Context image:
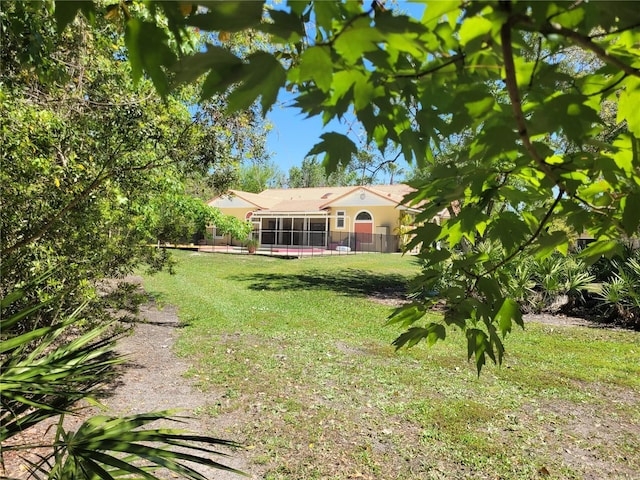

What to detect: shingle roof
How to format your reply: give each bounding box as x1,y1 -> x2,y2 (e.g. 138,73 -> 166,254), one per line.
256,184 -> 416,211
210,184 -> 450,219
208,189 -> 282,209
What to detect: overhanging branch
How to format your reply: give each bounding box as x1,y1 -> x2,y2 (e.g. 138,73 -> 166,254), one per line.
500,19 -> 561,187
483,188 -> 564,277
392,54 -> 465,80
545,24 -> 640,79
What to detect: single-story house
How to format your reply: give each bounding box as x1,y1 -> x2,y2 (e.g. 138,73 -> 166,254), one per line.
207,184 -> 449,253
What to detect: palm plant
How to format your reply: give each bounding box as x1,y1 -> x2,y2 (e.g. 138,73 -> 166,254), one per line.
534,256 -> 564,305
597,253 -> 640,326
562,256 -> 596,309
501,256 -> 537,312
1,280 -> 243,479
598,273 -> 629,315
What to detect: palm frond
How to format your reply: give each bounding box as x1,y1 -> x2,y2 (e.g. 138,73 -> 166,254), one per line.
48,411 -> 245,479
2,282 -> 245,479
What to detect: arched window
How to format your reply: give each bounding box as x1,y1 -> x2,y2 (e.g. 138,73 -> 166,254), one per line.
354,210 -> 373,244
355,211 -> 372,221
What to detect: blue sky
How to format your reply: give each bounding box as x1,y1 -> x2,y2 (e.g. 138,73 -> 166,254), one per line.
264,1 -> 426,183
265,95 -> 407,184
265,93 -> 353,174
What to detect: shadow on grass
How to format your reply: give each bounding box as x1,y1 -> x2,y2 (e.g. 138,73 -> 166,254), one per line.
229,268 -> 411,299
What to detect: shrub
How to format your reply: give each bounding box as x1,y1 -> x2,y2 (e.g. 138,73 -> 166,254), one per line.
596,251 -> 640,327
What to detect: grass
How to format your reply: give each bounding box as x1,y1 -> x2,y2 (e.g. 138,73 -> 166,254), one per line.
142,251 -> 640,480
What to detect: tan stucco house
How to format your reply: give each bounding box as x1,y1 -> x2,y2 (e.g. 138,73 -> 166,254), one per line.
207,184 -> 448,253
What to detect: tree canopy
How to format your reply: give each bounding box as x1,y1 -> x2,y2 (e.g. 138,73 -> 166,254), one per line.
288,155 -> 361,187
1,2 -> 263,476
7,1 -> 640,373
1,1 -> 257,316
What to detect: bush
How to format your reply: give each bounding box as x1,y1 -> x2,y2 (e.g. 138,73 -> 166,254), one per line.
596,250 -> 640,327
414,243 -> 596,315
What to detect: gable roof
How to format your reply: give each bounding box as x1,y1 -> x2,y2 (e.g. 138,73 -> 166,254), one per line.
208,189 -> 281,209
209,184 -> 452,220
209,184 -> 431,214
319,185 -> 413,209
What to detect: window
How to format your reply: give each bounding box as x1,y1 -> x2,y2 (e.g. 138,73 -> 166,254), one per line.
212,226 -> 225,239
336,210 -> 346,229
355,211 -> 372,221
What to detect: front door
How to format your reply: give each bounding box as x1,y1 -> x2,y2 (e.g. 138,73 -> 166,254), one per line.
354,211 -> 373,247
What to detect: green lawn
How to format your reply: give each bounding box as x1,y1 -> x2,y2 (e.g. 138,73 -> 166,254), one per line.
142,251 -> 640,480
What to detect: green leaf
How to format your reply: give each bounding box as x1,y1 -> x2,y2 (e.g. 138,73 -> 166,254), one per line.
622,192 -> 640,235
124,19 -> 176,97
299,47 -> 333,93
548,3 -> 585,28
490,212 -> 532,252
56,412 -> 244,479
0,297 -> 53,331
465,95 -> 495,121
329,70 -> 360,107
386,304 -> 427,328
487,323 -> 505,365
422,1 -> 461,28
0,288 -> 24,309
617,77 -> 640,137
0,323 -> 64,355
173,45 -> 243,87
466,328 -> 488,375
125,18 -> 144,85
263,8 -> 305,42
458,15 -> 492,47
404,222 -> 442,252
307,133 -> 357,173
227,52 -> 286,115
334,17 -> 384,64
54,1 -> 94,33
494,298 -> 523,338
399,129 -> 427,165
391,323 -> 446,350
533,230 -> 568,259
476,277 -> 502,305
313,1 -> 342,38
186,1 -> 265,31
578,239 -> 623,265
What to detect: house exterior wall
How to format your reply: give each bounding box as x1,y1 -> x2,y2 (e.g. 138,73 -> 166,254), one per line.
325,189 -> 401,231
329,202 -> 402,252
215,206 -> 253,222
326,204 -> 401,249
208,187 -> 420,252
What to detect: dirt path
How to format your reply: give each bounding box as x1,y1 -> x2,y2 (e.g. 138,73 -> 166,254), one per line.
100,299 -> 253,479
2,278 -> 255,480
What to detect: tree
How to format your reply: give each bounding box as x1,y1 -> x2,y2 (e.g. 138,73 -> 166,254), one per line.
234,160 -> 285,192
0,1 -> 262,319
185,96 -> 272,199
287,155 -> 358,187
0,2 -> 259,477
385,162 -> 405,185
350,149 -> 382,185
9,0 -> 640,371
140,190 -> 252,245
288,156 -> 327,187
